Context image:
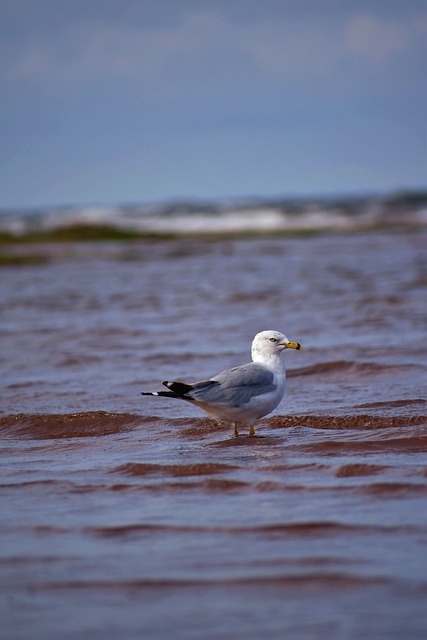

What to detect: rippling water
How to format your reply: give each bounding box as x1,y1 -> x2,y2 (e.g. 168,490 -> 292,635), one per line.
1,230 -> 427,639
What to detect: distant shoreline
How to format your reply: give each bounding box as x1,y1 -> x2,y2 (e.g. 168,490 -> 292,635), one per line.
0,190 -> 426,243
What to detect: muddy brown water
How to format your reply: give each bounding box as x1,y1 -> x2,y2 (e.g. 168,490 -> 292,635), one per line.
1,230 -> 427,639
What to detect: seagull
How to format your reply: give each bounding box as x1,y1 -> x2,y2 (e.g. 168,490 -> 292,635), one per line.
141,330 -> 302,437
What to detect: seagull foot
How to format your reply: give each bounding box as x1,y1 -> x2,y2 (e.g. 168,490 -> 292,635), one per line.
248,425 -> 255,437
232,424 -> 239,438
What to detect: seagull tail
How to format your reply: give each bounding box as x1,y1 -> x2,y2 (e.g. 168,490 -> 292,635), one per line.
141,380 -> 195,400
141,390 -> 181,398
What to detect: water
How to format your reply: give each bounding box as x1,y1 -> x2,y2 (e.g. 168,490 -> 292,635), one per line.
1,191 -> 426,237
1,229 -> 427,639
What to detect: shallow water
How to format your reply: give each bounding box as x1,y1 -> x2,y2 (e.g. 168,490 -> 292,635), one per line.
1,230 -> 427,639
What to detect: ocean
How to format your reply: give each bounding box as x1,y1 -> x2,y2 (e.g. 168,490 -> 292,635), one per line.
1,199 -> 426,639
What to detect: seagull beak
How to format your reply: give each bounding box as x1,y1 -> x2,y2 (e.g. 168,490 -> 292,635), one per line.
281,341 -> 302,350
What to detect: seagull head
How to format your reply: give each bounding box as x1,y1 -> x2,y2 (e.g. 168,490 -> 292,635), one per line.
251,330 -> 302,363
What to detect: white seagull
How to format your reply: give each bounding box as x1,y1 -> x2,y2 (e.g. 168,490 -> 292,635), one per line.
142,330 -> 302,437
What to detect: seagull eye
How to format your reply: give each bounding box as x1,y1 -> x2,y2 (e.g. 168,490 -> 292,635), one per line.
269,337 -> 277,342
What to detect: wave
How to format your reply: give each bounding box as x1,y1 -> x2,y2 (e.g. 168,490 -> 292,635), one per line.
1,191 -> 426,238
268,414 -> 427,430
96,521 -> 420,537
1,411 -> 426,440
0,411 -> 147,439
9,573 -> 399,593
4,520 -> 418,537
2,476 -> 426,497
355,399 -> 427,409
289,360 -> 424,380
335,463 -> 388,477
116,462 -> 238,477
288,434 -> 427,455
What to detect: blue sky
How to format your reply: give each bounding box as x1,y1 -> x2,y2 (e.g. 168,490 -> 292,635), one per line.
1,0 -> 426,208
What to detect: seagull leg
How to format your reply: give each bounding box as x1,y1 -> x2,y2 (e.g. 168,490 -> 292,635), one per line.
248,424 -> 255,437
232,423 -> 239,438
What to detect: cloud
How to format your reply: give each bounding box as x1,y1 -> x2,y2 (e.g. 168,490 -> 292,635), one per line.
12,46 -> 50,76
344,14 -> 408,63
233,12 -> 422,78
4,7 -> 426,97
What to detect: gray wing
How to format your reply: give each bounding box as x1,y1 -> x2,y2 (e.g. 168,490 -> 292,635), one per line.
189,363 -> 275,407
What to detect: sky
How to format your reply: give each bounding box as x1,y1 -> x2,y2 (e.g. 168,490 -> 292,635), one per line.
1,0 -> 426,209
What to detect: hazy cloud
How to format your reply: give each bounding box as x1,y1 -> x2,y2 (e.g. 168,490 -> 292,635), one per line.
7,8 -> 425,90
344,14 -> 408,63
1,1 -> 425,206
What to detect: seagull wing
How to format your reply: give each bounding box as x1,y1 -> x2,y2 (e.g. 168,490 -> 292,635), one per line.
188,363 -> 276,407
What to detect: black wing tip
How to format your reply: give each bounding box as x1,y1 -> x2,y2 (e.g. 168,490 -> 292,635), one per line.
162,380 -> 194,397
141,381 -> 195,399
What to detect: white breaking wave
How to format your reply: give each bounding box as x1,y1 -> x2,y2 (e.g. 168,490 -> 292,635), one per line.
0,192 -> 426,236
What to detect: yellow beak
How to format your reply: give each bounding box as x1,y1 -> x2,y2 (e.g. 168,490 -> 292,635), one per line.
281,341 -> 302,350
